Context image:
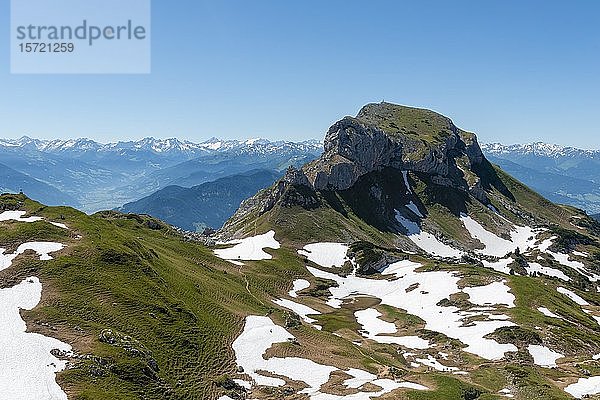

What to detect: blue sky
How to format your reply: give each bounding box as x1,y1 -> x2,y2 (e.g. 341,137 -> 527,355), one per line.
1,0 -> 599,148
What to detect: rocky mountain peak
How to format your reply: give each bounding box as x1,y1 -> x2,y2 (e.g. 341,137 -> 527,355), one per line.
286,102 -> 486,200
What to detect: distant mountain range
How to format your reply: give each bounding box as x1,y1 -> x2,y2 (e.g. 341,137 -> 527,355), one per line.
481,142 -> 600,214
0,136 -> 322,212
2,135 -> 600,226
117,169 -> 280,231
0,136 -> 321,159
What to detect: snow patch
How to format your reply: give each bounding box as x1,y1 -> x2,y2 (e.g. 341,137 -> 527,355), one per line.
289,279 -> 310,298
536,236 -> 599,281
233,379 -> 251,389
380,259 -> 422,277
537,307 -> 563,320
482,258 -> 514,274
0,211 -> 43,223
557,287 -> 589,306
0,277 -> 71,400
463,281 -> 515,307
406,201 -> 423,218
414,355 -> 459,372
499,388 -> 514,398
214,231 -> 280,262
0,211 -> 68,230
298,243 -> 349,268
460,214 -> 537,257
487,204 -> 500,214
549,251 -> 599,282
536,237 -> 555,253
355,308 -> 430,349
526,263 -> 570,281
402,171 -> 412,194
564,376 -> 600,398
395,211 -> 463,259
527,344 -> 563,368
273,298 -> 321,327
0,242 -> 64,272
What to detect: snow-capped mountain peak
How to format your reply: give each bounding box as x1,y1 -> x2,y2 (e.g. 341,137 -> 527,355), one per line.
0,136 -> 323,157
481,142 -> 600,159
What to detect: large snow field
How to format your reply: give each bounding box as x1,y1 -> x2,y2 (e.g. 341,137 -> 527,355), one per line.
0,277 -> 71,400
354,308 -> 430,349
307,259 -> 517,360
214,231 -> 280,263
564,376 -> 600,398
0,242 -> 64,271
394,211 -> 464,258
298,243 -> 350,268
232,316 -> 427,399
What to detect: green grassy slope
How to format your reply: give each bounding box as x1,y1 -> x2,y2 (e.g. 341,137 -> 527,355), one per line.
1,194 -> 266,399
0,194 -> 418,399
2,191 -> 599,399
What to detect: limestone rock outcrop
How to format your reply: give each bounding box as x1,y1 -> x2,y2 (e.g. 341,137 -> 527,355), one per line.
286,102 -> 488,202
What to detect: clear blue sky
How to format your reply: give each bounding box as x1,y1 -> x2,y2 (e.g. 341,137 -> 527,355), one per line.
1,0 -> 599,148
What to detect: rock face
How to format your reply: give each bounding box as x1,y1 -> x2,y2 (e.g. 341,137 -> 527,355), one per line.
286,102 -> 488,202
305,117 -> 402,190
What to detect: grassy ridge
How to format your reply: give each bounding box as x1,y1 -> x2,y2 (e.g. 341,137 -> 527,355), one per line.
1,195 -> 266,399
